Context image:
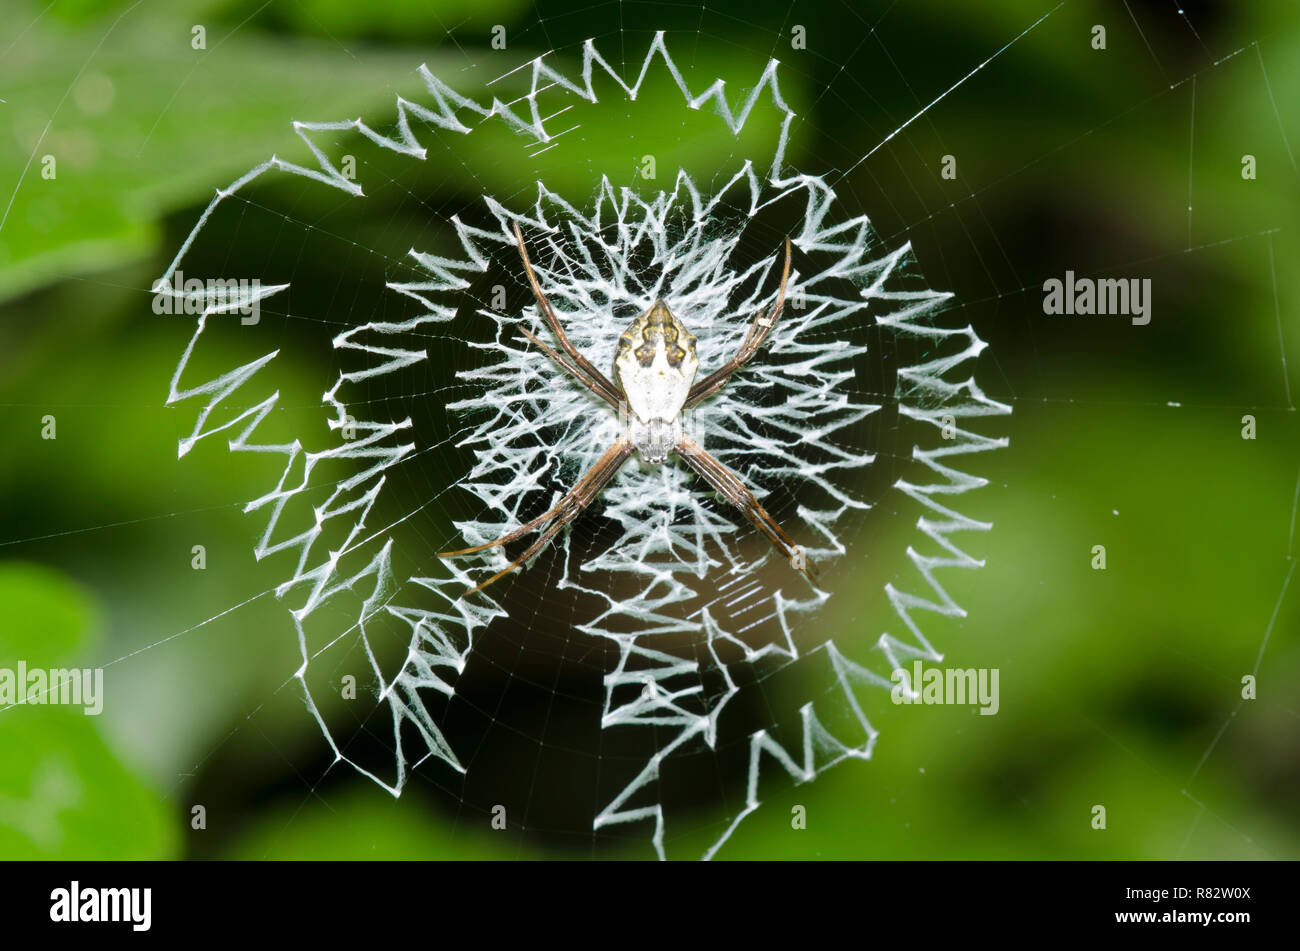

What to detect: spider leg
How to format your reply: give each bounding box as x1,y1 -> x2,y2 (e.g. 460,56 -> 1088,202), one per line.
441,437 -> 634,595
513,221 -> 623,408
439,436 -> 631,558
516,326 -> 617,407
675,435 -> 817,586
436,485 -> 569,557
684,237 -> 792,408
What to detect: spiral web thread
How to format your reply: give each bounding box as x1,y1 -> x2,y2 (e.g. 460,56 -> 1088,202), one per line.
159,34 -> 1009,859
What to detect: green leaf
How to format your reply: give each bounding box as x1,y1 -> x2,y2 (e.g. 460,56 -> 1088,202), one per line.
224,787 -> 535,860
0,1 -> 471,301
0,708 -> 176,859
0,561 -> 177,858
0,561 -> 98,666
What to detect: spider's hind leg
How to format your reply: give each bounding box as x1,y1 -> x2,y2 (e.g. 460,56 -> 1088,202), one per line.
438,500 -> 563,558
438,437 -> 635,595
675,434 -> 818,587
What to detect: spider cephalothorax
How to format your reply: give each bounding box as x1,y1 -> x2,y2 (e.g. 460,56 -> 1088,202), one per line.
441,222 -> 813,594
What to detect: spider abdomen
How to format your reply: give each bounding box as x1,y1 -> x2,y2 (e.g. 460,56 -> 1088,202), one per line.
614,300 -> 699,462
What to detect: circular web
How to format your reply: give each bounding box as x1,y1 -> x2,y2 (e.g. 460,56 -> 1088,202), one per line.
5,0 -> 1294,864
158,32 -> 1008,858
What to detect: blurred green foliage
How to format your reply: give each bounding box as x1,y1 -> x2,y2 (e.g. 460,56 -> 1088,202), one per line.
0,563 -> 175,858
0,0 -> 1296,860
0,0 -> 479,300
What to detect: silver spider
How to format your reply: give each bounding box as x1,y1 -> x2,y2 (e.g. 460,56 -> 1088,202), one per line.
441,222 -> 814,594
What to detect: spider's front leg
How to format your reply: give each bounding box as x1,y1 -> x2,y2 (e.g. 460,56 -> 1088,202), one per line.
512,221 -> 623,408
675,435 -> 818,586
684,237 -> 792,408
439,437 -> 635,595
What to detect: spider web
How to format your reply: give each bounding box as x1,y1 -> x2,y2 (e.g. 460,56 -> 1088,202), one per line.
3,0 -> 1296,864
157,34 -> 1008,858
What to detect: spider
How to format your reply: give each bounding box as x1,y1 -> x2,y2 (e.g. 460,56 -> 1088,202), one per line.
440,222 -> 816,595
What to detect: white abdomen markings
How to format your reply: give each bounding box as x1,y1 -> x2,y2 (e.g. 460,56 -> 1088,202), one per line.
614,300 -> 699,464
